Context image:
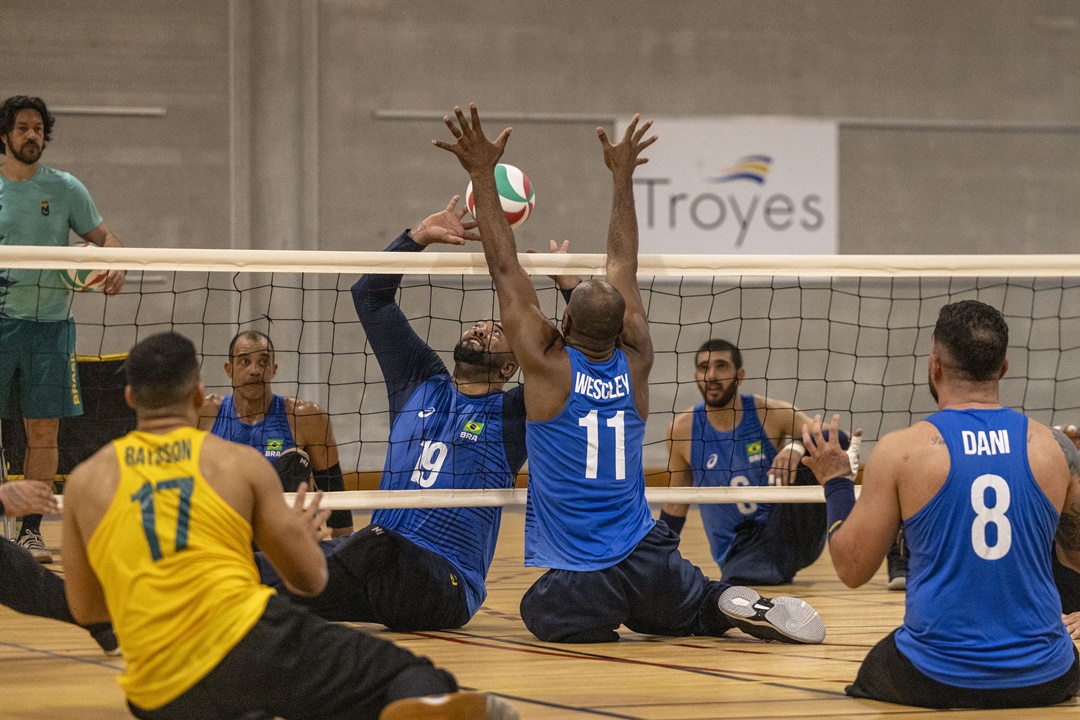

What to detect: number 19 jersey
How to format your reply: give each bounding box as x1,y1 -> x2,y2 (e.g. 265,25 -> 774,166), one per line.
896,408 -> 1074,689
525,347 -> 654,570
87,428 -> 273,710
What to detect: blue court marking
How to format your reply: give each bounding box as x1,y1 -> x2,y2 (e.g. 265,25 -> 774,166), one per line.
0,640 -> 122,671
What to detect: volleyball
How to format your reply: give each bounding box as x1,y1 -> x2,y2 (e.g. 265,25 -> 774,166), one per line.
59,244 -> 108,292
465,163 -> 535,229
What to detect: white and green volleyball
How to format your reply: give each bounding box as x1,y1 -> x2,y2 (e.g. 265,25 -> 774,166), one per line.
466,163 -> 535,229
59,266 -> 108,292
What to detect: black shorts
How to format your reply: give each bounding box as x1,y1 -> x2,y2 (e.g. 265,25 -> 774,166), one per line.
721,464 -> 827,585
127,594 -> 457,720
519,522 -> 733,643
1053,548 -> 1080,614
262,525 -> 471,631
848,629 -> 1080,709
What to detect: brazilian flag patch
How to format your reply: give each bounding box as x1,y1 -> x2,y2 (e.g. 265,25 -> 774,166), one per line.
463,420 -> 485,435
266,438 -> 284,452
745,441 -> 762,456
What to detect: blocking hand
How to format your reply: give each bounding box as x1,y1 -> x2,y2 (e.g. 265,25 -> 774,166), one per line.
432,104 -> 512,176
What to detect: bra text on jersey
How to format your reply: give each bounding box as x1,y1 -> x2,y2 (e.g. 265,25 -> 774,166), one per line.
574,372 -> 631,401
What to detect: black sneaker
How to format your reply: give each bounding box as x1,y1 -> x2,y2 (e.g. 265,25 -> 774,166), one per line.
86,622 -> 121,656
718,587 -> 825,644
887,528 -> 907,591
16,527 -> 53,564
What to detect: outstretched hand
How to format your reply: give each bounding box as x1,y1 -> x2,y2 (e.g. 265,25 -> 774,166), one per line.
411,195 -> 481,247
432,104 -> 512,176
801,414 -> 863,486
0,480 -> 59,517
597,114 -> 657,180
291,483 -> 330,543
525,239 -> 582,290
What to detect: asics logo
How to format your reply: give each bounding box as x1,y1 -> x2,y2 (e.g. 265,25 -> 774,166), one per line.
418,407 -> 436,418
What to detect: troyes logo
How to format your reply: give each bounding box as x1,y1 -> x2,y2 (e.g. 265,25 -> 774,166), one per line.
635,154 -> 825,248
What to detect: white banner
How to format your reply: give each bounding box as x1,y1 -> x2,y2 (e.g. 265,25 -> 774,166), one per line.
617,117 -> 838,254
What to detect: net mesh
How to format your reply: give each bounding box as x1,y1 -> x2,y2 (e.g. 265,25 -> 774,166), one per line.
48,259 -> 1080,478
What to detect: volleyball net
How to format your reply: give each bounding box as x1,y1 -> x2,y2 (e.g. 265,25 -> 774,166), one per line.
4,246 -> 1080,509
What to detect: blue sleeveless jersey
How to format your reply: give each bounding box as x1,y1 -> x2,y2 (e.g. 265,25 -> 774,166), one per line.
691,396 -> 776,566
525,347 -> 655,570
895,408 -> 1074,688
372,375 -> 513,615
210,395 -> 296,460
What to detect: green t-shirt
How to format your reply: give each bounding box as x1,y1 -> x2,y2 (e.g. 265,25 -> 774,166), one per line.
0,164 -> 103,321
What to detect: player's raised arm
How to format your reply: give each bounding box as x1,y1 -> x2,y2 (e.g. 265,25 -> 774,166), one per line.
433,104 -> 561,373
597,115 -> 656,360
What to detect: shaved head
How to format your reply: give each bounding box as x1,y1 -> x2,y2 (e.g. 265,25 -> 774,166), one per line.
564,279 -> 625,348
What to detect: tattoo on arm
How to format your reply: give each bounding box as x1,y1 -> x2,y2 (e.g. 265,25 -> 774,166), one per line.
1053,427 -> 1080,477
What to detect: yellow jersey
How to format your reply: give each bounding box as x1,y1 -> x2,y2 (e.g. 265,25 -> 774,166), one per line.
87,427 -> 274,709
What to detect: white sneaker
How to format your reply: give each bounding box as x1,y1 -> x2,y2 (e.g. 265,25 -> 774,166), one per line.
719,586 -> 825,644
17,528 -> 53,564
380,692 -> 519,720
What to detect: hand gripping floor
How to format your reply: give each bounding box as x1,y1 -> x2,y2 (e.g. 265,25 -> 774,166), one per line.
718,586 -> 826,644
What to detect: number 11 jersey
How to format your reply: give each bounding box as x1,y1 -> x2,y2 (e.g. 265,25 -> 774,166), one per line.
525,347 -> 654,571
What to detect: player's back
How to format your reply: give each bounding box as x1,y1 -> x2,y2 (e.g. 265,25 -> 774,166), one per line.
897,408 -> 1074,689
525,347 -> 654,570
87,427 -> 273,710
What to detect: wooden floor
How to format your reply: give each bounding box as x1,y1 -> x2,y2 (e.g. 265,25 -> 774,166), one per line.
2,510 -> 1077,720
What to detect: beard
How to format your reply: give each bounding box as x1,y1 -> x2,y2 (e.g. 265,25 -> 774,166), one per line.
453,342 -> 505,370
703,380 -> 739,410
10,141 -> 42,165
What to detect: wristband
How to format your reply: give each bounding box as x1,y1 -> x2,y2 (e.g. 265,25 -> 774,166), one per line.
314,463 -> 353,530
824,477 -> 856,539
659,509 -> 686,536
781,441 -> 806,456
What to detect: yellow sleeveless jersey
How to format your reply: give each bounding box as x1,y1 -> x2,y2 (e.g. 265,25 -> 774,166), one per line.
87,427 -> 274,710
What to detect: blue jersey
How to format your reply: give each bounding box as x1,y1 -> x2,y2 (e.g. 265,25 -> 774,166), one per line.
525,347 -> 655,571
895,408 -> 1074,689
352,234 -> 534,617
691,396 -> 776,567
372,375 -> 515,615
210,395 -> 296,460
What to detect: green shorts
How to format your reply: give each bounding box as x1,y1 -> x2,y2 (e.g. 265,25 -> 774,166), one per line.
0,317 -> 83,419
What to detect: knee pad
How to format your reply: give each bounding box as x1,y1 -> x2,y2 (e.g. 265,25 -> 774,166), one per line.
274,451 -> 312,492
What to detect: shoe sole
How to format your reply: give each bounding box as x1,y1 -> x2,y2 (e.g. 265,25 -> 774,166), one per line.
379,692 -> 519,720
718,587 -> 825,644
887,576 -> 907,591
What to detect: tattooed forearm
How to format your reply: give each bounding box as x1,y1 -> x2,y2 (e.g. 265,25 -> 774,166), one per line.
1058,503 -> 1080,552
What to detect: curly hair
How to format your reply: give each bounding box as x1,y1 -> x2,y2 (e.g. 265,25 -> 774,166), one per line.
933,300 -> 1009,382
0,96 -> 54,153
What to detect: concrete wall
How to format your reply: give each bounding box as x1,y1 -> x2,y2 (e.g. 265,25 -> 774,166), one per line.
3,1 -> 1076,254
3,1 -> 1079,470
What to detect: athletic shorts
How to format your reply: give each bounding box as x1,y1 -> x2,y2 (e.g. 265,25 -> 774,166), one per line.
847,629 -> 1080,708
257,525 -> 471,631
519,522 -> 733,643
0,317 -> 82,418
127,594 -> 457,720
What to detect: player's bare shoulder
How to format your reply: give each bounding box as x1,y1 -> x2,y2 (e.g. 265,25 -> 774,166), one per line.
67,441 -> 123,493
285,396 -> 327,419
668,405 -> 696,441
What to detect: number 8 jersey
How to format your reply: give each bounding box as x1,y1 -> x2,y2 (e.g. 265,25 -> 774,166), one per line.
87,428 -> 273,710
525,347 -> 654,570
897,408 -> 1074,689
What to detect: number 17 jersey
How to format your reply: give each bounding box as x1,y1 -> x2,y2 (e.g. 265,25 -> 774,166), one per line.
87,428 -> 273,710
525,347 -> 654,570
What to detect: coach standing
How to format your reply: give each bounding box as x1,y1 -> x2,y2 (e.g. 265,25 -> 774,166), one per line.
0,96 -> 126,562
